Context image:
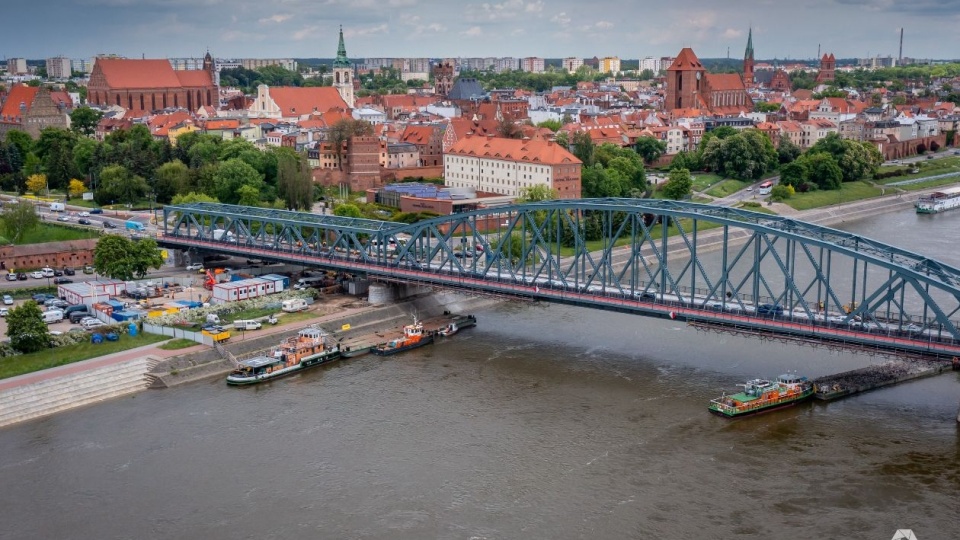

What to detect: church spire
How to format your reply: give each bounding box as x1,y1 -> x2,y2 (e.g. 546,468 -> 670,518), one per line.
334,25 -> 350,68
744,27 -> 754,61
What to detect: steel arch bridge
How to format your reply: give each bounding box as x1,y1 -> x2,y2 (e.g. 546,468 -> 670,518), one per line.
160,199 -> 960,358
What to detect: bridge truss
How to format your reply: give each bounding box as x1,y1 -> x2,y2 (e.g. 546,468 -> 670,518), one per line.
161,200 -> 960,356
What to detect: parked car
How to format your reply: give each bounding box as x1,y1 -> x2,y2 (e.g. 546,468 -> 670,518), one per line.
78,218 -> 91,225
2,295 -> 12,305
82,318 -> 105,330
0,308 -> 8,317
30,271 -> 44,279
5,273 -> 17,281
90,208 -> 103,214
53,269 -> 63,276
186,263 -> 204,271
78,211 -> 90,217
83,265 -> 94,274
32,293 -> 54,303
53,277 -> 73,284
41,267 -> 55,278
63,267 -> 75,276
17,272 -> 27,280
103,221 -> 117,229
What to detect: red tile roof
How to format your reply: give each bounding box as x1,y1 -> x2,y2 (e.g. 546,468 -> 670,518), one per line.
265,87 -> 349,117
95,58 -> 212,88
706,73 -> 745,91
203,119 -> 240,130
0,85 -> 71,118
667,48 -> 703,71
400,125 -> 436,144
447,135 -> 582,165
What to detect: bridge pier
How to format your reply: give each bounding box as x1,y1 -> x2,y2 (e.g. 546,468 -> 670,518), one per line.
366,282 -> 432,305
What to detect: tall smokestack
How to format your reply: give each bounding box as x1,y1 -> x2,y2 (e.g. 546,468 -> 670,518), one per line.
817,43 -> 821,60
899,28 -> 903,62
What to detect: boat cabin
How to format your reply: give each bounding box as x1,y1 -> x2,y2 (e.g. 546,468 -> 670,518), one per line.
234,356 -> 282,376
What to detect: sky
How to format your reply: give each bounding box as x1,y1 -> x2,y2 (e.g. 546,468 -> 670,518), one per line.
4,0 -> 959,62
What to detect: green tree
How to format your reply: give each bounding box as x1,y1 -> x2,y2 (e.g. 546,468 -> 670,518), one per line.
634,136 -> 667,164
754,102 -> 781,113
661,168 -> 693,200
333,203 -> 362,218
236,184 -> 261,206
769,184 -> 794,201
213,158 -> 264,204
93,235 -> 163,280
571,131 -> 595,166
171,191 -> 219,205
69,107 -> 103,137
0,200 -> 40,243
276,150 -> 314,210
808,133 -> 882,182
517,184 -> 557,202
6,301 -> 49,353
777,138 -> 802,164
152,160 -> 192,204
536,119 -> 562,132
778,160 -> 809,190
327,119 -> 374,170
805,153 -> 843,190
98,164 -> 148,206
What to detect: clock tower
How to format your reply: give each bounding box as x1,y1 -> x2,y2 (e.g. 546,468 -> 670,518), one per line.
665,47 -> 707,111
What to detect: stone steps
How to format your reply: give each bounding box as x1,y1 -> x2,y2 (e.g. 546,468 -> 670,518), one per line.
0,357 -> 150,428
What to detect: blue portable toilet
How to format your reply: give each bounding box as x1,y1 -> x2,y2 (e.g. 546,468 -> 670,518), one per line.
128,323 -> 138,337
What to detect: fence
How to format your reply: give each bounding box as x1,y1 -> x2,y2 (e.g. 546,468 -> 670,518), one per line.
142,322 -> 213,346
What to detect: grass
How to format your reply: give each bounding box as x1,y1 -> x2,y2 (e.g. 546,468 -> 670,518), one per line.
705,179 -> 750,198
7,286 -> 59,299
220,307 -> 277,324
157,338 -> 199,350
896,177 -> 960,192
689,173 -> 726,192
874,156 -> 960,184
0,333 -> 169,380
736,203 -> 777,215
783,181 -> 884,211
275,311 -> 319,326
66,198 -> 102,209
16,223 -> 99,245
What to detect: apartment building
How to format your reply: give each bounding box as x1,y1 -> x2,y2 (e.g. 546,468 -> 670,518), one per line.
6,58 -> 27,75
599,57 -> 621,74
563,57 -> 583,73
639,56 -> 661,73
45,56 -> 72,79
521,57 -> 545,74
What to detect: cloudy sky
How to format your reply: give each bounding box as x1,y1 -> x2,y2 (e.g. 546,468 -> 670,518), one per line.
6,0 -> 959,61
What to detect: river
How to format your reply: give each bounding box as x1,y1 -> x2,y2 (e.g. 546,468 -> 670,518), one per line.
1,208 -> 958,540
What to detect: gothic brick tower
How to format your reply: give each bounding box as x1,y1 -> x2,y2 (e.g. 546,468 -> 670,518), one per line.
815,53 -> 836,84
665,48 -> 706,111
743,27 -> 755,86
433,61 -> 455,97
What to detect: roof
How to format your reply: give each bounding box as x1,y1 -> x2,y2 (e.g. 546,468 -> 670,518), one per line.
667,48 -> 704,71
0,85 -> 71,119
95,58 -> 212,89
446,135 -> 582,166
264,87 -> 349,117
447,78 -> 486,100
706,73 -> 745,91
400,125 -> 439,145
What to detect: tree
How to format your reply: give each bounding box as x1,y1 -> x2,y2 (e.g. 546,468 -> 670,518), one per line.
634,137 -> 667,164
68,178 -> 86,198
778,160 -> 809,190
769,184 -> 794,201
327,119 -> 374,170
98,164 -> 148,206
333,203 -> 362,218
152,160 -> 192,204
536,119 -> 562,132
662,168 -> 693,200
171,192 -> 219,205
517,184 -> 557,203
237,184 -> 261,207
777,138 -> 802,164
276,150 -> 314,210
6,301 -> 49,354
571,131 -> 595,166
69,107 -> 103,137
496,118 -> 524,139
0,200 -> 40,243
805,153 -> 843,190
26,173 -> 47,196
93,235 -> 163,280
808,133 -> 882,182
213,158 -> 264,204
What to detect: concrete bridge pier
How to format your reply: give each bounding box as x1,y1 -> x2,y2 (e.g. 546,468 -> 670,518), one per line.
366,282 -> 432,305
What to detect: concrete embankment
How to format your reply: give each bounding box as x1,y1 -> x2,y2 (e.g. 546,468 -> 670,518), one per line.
812,358 -> 951,401
0,355 -> 155,428
148,291 -> 498,388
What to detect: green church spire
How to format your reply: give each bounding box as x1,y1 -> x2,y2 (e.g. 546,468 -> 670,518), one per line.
334,25 -> 350,68
744,27 -> 754,61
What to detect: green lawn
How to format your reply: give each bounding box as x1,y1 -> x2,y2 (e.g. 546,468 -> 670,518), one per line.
783,181 -> 884,211
66,198 -> 101,209
221,307 -> 277,323
705,179 -> 750,198
17,223 -> 99,245
275,311 -> 320,326
0,333 -> 169,380
736,202 -> 777,214
690,173 -> 726,192
157,338 -> 199,350
896,177 -> 960,192
874,156 -> 960,184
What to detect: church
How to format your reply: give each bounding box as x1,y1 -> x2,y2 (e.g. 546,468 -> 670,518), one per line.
87,52 -> 218,113
664,47 -> 752,116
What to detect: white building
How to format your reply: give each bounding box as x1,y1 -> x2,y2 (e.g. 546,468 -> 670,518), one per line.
352,106 -> 387,125
640,56 -> 661,73
562,57 -> 583,73
6,58 -> 27,75
521,57 -> 545,73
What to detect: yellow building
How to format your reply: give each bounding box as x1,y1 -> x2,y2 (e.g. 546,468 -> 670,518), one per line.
600,56 -> 621,74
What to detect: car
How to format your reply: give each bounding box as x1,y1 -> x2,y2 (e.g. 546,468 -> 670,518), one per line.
17,272 -> 27,281
90,208 -> 103,214
30,271 -> 44,279
5,273 -> 16,281
78,218 -> 91,225
82,318 -> 105,330
0,308 -> 7,317
746,186 -> 754,191
70,312 -> 90,324
2,295 -> 12,305
68,327 -> 86,333
53,269 -> 63,277
32,293 -> 54,303
53,277 -> 73,284
41,267 -> 55,278
57,215 -> 70,222
103,221 -> 117,229
757,303 -> 784,316
63,267 -> 75,276
185,263 -> 204,271
83,265 -> 94,274
78,211 -> 90,217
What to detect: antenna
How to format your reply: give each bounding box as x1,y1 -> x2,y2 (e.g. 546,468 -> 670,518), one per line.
817,43 -> 820,60
899,28 -> 903,62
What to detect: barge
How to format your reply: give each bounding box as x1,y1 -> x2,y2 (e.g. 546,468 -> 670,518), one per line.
709,374 -> 814,418
226,327 -> 340,385
916,186 -> 960,214
371,317 -> 434,356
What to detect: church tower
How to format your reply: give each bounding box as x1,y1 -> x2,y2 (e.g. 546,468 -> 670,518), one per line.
743,27 -> 755,86
815,53 -> 836,84
202,50 -> 219,87
332,26 -> 355,108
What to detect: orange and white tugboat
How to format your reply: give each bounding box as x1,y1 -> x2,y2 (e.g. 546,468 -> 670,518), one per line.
708,373 -> 814,417
226,327 -> 340,385
371,317 -> 434,356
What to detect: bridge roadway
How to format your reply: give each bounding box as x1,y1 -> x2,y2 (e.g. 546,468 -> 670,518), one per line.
159,234 -> 960,359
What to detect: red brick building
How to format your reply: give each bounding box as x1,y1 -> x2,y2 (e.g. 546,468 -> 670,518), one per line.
665,48 -> 751,115
0,85 -> 72,139
87,53 -> 217,113
399,124 -> 445,166
815,54 -> 836,84
0,239 -> 97,272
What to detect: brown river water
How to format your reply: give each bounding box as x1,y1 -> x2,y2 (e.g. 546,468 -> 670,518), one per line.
1,209 -> 958,540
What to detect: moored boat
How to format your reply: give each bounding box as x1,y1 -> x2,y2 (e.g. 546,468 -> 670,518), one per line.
226,327 -> 340,385
340,343 -> 375,358
371,317 -> 434,356
916,186 -> 960,214
708,374 -> 814,417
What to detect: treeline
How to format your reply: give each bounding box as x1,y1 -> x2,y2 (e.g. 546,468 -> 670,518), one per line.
219,65 -> 329,94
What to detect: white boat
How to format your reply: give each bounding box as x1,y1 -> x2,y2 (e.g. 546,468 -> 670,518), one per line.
916,186 -> 960,214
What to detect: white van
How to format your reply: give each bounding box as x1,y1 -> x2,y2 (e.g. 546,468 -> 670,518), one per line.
42,309 -> 64,324
281,298 -> 308,313
50,202 -> 65,212
41,267 -> 55,278
232,319 -> 262,331
294,277 -> 325,290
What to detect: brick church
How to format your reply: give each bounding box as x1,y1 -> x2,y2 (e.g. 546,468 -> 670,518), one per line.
664,47 -> 752,116
87,52 -> 218,114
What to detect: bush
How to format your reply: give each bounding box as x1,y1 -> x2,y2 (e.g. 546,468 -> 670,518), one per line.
769,184 -> 794,201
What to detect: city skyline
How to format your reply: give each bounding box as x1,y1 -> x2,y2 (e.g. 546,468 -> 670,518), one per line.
4,0 -> 959,62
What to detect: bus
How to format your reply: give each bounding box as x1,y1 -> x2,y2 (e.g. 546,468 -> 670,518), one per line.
758,181 -> 774,195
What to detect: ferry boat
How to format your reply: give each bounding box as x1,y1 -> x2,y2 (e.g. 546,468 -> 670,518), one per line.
226,327 -> 340,385
437,314 -> 477,337
708,374 -> 814,418
916,186 -> 960,214
371,317 -> 434,356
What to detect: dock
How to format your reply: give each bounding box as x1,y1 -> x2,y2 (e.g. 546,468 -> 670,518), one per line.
813,358 -> 952,401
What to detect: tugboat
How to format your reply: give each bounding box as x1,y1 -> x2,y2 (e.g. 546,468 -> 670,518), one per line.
708,373 -> 814,417
437,314 -> 477,337
226,327 -> 340,385
371,317 -> 434,356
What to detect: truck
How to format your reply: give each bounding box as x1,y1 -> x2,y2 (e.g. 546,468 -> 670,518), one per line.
232,319 -> 262,331
125,220 -> 145,231
201,325 -> 230,343
50,202 -> 65,212
281,298 -> 308,313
